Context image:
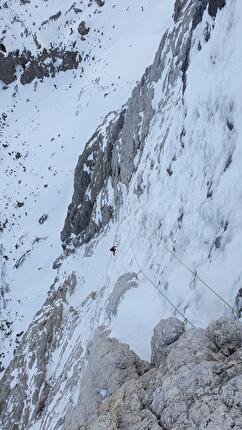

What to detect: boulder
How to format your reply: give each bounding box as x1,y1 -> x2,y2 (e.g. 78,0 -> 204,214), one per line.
78,21 -> 90,36
207,317 -> 242,356
95,0 -> 105,6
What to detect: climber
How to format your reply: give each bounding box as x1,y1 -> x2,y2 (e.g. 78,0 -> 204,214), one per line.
109,245 -> 117,256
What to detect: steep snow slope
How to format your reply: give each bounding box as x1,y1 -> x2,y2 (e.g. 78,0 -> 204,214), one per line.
1,0 -> 242,429
57,0 -> 242,359
110,0 -> 242,346
0,0 -> 169,371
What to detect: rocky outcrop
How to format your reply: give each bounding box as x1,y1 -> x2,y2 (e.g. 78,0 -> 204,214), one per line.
235,288 -> 242,316
62,328 -> 149,429
1,291 -> 242,430
0,274 -> 78,430
0,53 -> 16,85
208,0 -> 226,17
0,47 -> 80,86
61,0 -> 210,248
173,0 -> 226,22
78,21 -> 90,37
81,317 -> 242,430
151,318 -> 185,366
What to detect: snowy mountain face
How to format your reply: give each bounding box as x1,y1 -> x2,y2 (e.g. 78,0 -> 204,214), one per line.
0,0 -> 167,368
1,0 -> 242,429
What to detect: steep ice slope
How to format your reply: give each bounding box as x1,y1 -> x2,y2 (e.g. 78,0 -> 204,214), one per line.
0,0 -> 169,371
1,0 -> 242,429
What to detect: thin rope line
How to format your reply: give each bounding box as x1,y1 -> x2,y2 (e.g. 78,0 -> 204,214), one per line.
158,238 -> 239,317
131,242 -> 195,328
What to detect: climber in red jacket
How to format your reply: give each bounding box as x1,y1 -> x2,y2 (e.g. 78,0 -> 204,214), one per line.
109,245 -> 117,256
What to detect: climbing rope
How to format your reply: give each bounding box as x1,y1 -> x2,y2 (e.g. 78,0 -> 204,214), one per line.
131,194 -> 240,318
106,0 -> 240,322
130,241 -> 196,328
156,237 -> 240,318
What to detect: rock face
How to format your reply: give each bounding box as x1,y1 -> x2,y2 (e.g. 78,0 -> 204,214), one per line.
208,0 -> 226,17
61,0 -> 208,248
62,328 -> 149,429
0,291 -> 242,430
207,318 -> 242,356
151,318 -> 185,366
0,274 -> 78,430
0,53 -> 16,85
81,317 -> 242,430
235,288 -> 242,315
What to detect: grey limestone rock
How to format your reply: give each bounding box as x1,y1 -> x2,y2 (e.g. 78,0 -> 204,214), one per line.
1,310 -> 242,430
0,274 -> 78,430
62,327 -> 149,428
207,317 -> 242,356
151,318 -> 185,366
235,288 -> 242,316
80,380 -> 161,430
82,317 -> 242,430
